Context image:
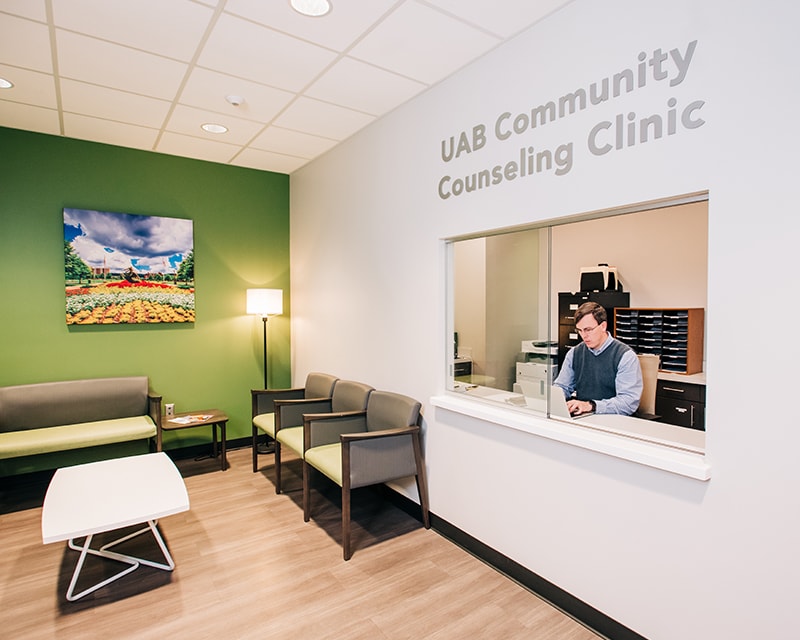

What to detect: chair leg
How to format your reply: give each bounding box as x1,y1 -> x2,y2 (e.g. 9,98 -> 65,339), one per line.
412,434 -> 431,529
415,474 -> 431,529
252,426 -> 258,473
302,461 -> 311,522
274,441 -> 282,494
342,485 -> 351,561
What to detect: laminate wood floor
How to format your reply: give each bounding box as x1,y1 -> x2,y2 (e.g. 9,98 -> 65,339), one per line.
0,447 -> 601,640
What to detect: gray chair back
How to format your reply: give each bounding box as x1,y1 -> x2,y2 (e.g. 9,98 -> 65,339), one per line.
304,373 -> 338,399
331,380 -> 374,413
365,391 -> 421,431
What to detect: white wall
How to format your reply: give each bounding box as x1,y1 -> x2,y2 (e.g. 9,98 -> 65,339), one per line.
551,201 -> 708,309
290,1 -> 800,638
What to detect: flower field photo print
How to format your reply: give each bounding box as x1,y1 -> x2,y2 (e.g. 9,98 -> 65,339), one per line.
64,209 -> 195,324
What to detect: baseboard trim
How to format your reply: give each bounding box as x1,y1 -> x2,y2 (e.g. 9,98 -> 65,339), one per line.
380,487 -> 647,640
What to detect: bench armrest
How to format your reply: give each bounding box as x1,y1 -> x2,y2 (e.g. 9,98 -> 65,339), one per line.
148,392 -> 162,429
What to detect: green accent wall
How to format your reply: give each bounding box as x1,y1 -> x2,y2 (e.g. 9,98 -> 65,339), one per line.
0,126 -> 291,454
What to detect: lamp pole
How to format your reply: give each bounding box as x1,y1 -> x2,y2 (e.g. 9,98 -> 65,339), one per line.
262,315 -> 269,389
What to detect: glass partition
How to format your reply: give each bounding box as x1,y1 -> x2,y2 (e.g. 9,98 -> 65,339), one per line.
448,195 -> 708,425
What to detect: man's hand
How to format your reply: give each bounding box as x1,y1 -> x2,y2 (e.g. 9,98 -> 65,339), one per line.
566,399 -> 594,415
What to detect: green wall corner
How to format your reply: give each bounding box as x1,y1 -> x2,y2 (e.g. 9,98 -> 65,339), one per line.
0,127 -> 291,453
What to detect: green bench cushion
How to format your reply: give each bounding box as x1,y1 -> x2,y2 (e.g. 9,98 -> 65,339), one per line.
275,426 -> 304,456
252,413 -> 276,438
304,443 -> 343,486
0,416 -> 156,459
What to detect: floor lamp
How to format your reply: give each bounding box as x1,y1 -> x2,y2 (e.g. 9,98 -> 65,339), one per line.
246,288 -> 283,390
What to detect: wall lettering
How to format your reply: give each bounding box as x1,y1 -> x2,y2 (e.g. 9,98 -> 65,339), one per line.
437,39 -> 705,200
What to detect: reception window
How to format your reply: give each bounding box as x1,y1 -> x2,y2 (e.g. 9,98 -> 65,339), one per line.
440,193 -> 710,479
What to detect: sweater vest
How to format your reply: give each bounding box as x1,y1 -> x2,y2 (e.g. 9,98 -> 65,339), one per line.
571,337 -> 632,401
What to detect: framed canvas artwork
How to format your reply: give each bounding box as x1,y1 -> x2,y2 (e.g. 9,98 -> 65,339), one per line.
64,208 -> 195,324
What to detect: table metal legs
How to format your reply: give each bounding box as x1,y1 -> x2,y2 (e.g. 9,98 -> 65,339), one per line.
65,520 -> 175,601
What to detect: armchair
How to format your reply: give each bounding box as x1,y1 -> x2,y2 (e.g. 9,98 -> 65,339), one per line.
302,390 -> 430,560
273,380 -> 373,494
251,372 -> 338,474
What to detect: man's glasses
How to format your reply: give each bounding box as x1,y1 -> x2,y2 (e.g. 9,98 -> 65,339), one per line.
575,323 -> 602,336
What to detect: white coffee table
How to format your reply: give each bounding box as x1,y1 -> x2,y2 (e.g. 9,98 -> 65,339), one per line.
41,452 -> 190,601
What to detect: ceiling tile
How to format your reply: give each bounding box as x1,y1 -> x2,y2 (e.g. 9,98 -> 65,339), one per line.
197,13 -> 338,93
0,0 -> 47,21
0,100 -> 60,135
232,147 -> 308,174
426,0 -> 573,38
250,126 -> 337,159
156,130 -> 240,164
0,0 -> 575,174
348,1 -> 501,84
62,112 -> 159,150
179,67 -> 295,122
60,80 -> 171,128
273,96 -> 375,140
165,103 -> 265,145
0,64 -> 57,108
305,56 -> 427,116
56,30 -> 188,99
0,13 -> 53,73
224,0 -> 397,52
51,0 -> 214,61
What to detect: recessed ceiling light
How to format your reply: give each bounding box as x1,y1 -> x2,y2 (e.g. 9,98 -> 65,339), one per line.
0,78 -> 13,89
290,0 -> 331,18
201,123 -> 228,134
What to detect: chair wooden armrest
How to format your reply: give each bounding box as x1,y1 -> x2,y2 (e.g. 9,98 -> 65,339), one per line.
251,387 -> 305,418
303,411 -> 367,450
340,424 -> 419,442
303,409 -> 366,422
274,397 -> 333,435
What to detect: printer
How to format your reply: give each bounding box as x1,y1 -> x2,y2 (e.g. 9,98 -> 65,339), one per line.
515,340 -> 558,399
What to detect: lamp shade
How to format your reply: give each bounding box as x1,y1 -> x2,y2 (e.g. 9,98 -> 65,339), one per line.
247,288 -> 283,316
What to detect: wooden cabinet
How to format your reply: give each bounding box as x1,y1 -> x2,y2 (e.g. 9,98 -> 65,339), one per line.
614,308 -> 704,374
655,379 -> 705,431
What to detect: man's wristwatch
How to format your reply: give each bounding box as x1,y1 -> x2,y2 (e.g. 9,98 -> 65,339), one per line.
588,400 -> 596,411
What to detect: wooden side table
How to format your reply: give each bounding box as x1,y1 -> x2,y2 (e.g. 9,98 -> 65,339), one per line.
157,409 -> 229,471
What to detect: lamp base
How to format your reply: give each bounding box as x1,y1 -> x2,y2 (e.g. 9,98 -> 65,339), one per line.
257,442 -> 275,455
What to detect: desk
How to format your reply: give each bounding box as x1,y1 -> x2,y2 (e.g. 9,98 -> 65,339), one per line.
41,452 -> 190,601
158,408 -> 229,471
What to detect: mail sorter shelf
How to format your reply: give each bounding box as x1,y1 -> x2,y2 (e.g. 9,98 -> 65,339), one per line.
614,308 -> 704,374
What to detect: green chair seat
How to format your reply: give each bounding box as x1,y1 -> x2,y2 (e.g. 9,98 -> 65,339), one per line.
252,412 -> 276,438
304,443 -> 342,485
275,426 -> 305,458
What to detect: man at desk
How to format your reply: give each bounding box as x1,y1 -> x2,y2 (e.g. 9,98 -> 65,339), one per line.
554,301 -> 642,415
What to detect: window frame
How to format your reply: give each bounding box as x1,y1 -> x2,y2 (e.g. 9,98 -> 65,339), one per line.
436,192 -> 710,481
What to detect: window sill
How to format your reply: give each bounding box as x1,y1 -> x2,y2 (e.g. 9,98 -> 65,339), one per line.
430,393 -> 711,481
